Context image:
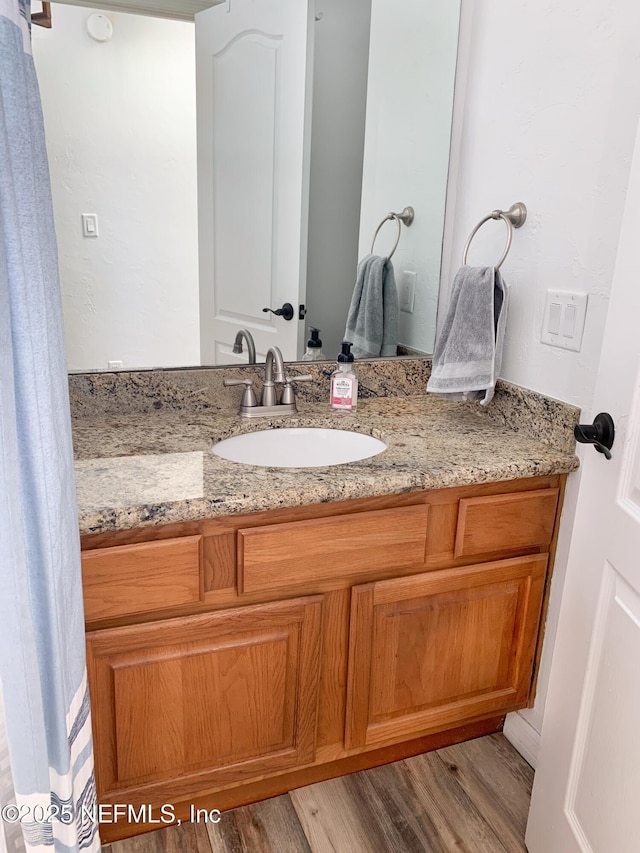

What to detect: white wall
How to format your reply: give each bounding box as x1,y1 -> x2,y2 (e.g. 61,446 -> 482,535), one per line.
305,0 -> 371,360
443,0 -> 640,759
359,0 -> 460,355
33,5 -> 199,371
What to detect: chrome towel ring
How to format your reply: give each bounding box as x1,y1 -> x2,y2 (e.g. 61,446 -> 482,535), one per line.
462,202 -> 527,270
371,206 -> 414,260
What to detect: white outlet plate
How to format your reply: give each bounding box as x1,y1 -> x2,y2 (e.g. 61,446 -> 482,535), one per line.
541,290 -> 588,351
107,360 -> 123,370
400,270 -> 416,313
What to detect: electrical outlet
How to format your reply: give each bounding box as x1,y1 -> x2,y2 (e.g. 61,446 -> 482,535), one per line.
541,290 -> 588,351
400,270 -> 416,313
107,360 -> 123,370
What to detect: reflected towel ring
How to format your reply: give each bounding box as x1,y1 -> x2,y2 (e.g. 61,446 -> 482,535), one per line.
462,202 -> 527,270
371,206 -> 414,260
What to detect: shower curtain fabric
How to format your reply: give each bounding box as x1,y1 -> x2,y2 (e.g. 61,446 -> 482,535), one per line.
0,2 -> 99,850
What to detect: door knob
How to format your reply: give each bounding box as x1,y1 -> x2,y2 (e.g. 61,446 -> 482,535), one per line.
263,302 -> 294,321
574,412 -> 615,460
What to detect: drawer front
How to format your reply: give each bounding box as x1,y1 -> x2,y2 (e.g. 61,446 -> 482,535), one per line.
82,536 -> 203,622
238,504 -> 430,595
454,488 -> 559,559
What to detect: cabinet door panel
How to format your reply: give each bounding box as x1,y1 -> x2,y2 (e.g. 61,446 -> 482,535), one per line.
345,555 -> 547,749
87,595 -> 323,802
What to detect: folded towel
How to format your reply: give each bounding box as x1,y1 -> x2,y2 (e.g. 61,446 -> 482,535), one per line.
345,254 -> 398,358
426,265 -> 508,405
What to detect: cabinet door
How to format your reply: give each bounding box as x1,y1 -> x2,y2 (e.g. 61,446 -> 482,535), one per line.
345,556 -> 547,750
87,595 -> 323,805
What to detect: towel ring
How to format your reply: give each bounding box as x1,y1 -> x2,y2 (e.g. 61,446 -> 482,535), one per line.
462,202 -> 527,270
371,206 -> 414,260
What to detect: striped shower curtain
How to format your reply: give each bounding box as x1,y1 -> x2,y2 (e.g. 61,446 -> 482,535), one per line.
0,2 -> 100,850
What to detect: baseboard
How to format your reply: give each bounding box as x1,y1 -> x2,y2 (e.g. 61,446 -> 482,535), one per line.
503,711 -> 541,769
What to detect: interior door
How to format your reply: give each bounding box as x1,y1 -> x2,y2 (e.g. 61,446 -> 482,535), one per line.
526,122 -> 640,852
196,0 -> 314,364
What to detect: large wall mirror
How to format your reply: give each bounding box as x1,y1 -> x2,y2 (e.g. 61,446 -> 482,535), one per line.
33,0 -> 461,370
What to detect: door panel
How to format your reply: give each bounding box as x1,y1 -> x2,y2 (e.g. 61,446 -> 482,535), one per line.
196,0 -> 313,362
527,119 -> 640,853
565,565 -> 640,851
345,556 -> 547,750
87,595 -> 323,803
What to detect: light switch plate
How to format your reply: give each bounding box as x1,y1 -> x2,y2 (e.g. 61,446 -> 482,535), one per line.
82,213 -> 99,238
541,290 -> 588,351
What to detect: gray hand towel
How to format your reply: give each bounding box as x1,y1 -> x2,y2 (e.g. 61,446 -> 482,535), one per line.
345,254 -> 398,358
426,265 -> 509,406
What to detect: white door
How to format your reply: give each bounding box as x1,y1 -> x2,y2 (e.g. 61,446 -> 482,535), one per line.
526,124 -> 640,851
196,0 -> 314,365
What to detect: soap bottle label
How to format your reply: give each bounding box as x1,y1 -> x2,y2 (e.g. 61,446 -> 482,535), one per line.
331,377 -> 354,408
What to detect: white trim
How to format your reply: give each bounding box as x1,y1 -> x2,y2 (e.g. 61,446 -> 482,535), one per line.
503,711 -> 541,769
53,0 -> 219,22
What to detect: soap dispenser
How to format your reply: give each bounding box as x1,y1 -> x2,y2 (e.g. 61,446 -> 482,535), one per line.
330,341 -> 358,411
302,327 -> 326,361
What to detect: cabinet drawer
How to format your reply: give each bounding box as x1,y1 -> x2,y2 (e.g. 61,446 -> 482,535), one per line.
82,536 -> 203,622
238,504 -> 430,595
454,488 -> 559,559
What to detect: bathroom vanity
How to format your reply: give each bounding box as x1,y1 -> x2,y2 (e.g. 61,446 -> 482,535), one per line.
71,366 -> 579,842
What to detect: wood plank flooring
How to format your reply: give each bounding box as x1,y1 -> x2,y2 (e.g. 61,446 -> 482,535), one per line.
106,733 -> 533,853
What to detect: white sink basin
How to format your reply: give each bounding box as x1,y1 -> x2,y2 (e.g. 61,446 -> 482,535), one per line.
212,428 -> 386,468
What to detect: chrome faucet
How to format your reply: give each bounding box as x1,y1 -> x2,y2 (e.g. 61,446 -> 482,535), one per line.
223,345 -> 313,417
232,329 -> 256,364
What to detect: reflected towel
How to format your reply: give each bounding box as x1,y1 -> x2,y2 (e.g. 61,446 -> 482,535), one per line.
345,254 -> 398,358
427,265 -> 509,406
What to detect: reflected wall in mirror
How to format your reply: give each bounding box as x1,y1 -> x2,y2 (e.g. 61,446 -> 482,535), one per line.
33,0 -> 461,371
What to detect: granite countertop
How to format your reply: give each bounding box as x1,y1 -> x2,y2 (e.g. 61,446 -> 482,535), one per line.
73,394 -> 579,536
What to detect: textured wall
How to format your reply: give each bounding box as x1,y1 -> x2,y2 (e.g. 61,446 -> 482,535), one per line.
444,0 -> 640,413
32,6 -> 200,371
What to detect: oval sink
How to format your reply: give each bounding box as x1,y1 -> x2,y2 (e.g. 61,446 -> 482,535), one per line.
212,428 -> 386,468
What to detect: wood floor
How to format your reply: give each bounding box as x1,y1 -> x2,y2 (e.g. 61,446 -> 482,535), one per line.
105,733 -> 533,853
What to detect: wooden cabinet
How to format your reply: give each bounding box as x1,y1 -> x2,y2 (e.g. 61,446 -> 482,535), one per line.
345,555 -> 547,750
81,475 -> 564,841
87,595 -> 323,807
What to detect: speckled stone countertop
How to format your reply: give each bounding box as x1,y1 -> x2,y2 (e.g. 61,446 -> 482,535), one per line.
73,380 -> 580,536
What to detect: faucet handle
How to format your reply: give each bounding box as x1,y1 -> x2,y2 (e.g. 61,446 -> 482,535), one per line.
223,377 -> 257,408
281,373 -> 313,406
285,373 -> 313,383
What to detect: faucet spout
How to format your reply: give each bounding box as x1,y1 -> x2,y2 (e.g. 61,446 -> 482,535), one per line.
262,346 -> 286,406
264,346 -> 286,383
232,329 -> 256,364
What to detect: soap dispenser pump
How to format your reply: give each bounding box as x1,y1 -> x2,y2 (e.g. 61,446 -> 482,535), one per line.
330,341 -> 358,411
302,327 -> 326,361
